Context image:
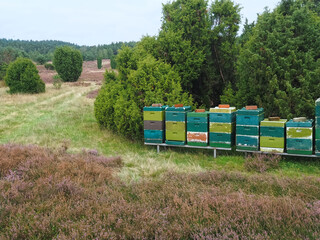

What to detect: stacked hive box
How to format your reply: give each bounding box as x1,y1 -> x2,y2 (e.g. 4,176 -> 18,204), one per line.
316,98 -> 320,156
236,107 -> 264,151
143,105 -> 166,143
166,105 -> 191,145
260,119 -> 287,153
187,111 -> 209,146
286,119 -> 313,155
209,106 -> 236,148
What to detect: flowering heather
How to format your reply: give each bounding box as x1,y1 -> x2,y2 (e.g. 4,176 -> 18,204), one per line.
0,144 -> 319,239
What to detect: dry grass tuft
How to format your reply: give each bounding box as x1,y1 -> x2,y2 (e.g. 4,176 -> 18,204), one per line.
0,144 -> 319,239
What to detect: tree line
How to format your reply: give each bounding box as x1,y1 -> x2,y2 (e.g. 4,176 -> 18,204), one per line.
0,38 -> 136,65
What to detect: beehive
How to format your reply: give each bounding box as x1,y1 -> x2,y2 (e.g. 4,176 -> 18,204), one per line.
316,98 -> 320,155
187,112 -> 209,146
236,107 -> 264,151
260,119 -> 287,153
209,106 -> 236,148
165,105 -> 191,145
143,105 -> 167,143
286,119 -> 313,155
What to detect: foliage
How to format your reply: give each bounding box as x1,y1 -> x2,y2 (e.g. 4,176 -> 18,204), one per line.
95,46 -> 193,140
44,62 -> 55,70
0,47 -> 24,80
53,75 -> 62,89
53,46 -> 83,82
244,153 -> 281,173
4,57 -> 45,94
232,0 -> 320,119
110,54 -> 117,69
35,54 -> 46,65
0,38 -> 136,62
97,57 -> 102,69
1,144 -> 320,239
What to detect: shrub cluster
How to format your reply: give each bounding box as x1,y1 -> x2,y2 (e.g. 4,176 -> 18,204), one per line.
244,153 -> 281,173
95,46 -> 193,140
53,46 -> 83,82
0,144 -> 319,239
44,62 -> 55,70
97,57 -> 102,69
4,57 -> 45,94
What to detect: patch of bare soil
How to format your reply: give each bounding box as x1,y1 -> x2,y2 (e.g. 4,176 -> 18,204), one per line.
37,59 -> 110,84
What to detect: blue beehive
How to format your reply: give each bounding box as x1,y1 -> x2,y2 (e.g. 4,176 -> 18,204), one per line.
236,107 -> 264,151
209,106 -> 236,148
144,105 -> 167,143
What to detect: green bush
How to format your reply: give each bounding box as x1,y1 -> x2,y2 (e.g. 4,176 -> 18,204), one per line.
110,55 -> 117,69
0,63 -> 8,80
97,57 -> 102,69
53,46 -> 83,82
95,47 -> 193,140
5,58 -> 45,94
44,63 -> 55,70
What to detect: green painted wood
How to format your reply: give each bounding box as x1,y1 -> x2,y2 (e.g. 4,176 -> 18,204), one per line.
236,107 -> 264,115
144,139 -> 164,144
210,122 -> 234,133
210,107 -> 236,113
209,142 -> 232,148
287,127 -> 313,138
188,142 -> 208,147
316,128 -> 320,139
236,125 -> 259,136
143,106 -> 167,111
236,146 -> 259,151
166,106 -> 191,112
166,112 -> 187,122
286,119 -> 313,127
287,138 -> 312,151
165,140 -> 186,145
187,112 -> 209,118
144,111 -> 164,121
166,130 -> 186,141
260,136 -> 285,148
260,119 -> 287,127
166,121 -> 185,131
187,122 -> 208,132
316,151 -> 320,156
287,150 -> 313,155
260,126 -> 285,138
316,139 -> 320,151
316,106 -> 320,116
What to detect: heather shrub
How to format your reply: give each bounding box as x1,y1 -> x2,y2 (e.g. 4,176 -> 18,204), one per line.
4,57 -> 45,94
244,153 -> 281,173
53,46 -> 83,82
1,144 -> 319,239
44,62 -> 55,70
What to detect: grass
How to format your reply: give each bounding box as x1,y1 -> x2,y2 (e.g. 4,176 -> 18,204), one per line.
1,83 -> 320,181
1,83 -> 320,238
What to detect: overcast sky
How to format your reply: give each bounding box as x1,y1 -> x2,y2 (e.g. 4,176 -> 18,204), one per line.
0,0 -> 279,46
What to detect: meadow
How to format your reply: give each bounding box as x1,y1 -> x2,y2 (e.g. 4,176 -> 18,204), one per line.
0,74 -> 320,238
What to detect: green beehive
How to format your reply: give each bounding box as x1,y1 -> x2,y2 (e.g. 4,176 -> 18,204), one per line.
259,118 -> 286,153
210,122 -> 234,133
144,105 -> 167,143
286,119 -> 313,155
166,105 -> 191,145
